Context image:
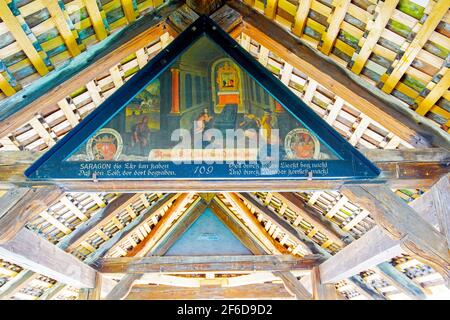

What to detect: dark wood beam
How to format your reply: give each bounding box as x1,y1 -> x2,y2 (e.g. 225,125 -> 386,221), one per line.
226,0 -> 450,150
125,283 -> 294,299
186,0 -> 225,15
98,255 -> 321,274
1,148 -> 447,190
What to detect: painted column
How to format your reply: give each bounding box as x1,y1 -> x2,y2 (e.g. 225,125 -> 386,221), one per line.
171,68 -> 180,114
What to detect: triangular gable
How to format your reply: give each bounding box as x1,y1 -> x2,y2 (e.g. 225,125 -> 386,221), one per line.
164,207 -> 252,256
25,16 -> 380,181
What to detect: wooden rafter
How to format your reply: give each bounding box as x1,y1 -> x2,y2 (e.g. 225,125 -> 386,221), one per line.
0,186 -> 64,244
0,228 -> 96,288
0,2 -> 182,136
342,185 -> 450,283
104,194 -> 197,299
1,149 -> 448,190
381,0 -> 449,94
0,0 -> 49,77
227,0 -> 450,149
98,255 -> 321,274
125,283 -> 294,299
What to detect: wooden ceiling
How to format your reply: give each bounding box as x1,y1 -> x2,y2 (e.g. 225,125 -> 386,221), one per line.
0,0 -> 448,300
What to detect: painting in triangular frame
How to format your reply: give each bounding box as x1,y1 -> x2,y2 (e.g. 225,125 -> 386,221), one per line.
25,16 -> 380,181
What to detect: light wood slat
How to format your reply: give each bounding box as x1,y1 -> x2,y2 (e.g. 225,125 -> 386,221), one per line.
57,99 -> 79,128
42,0 -> 81,57
0,270 -> 39,300
320,0 -> 351,55
84,0 -> 108,40
59,195 -> 88,221
351,0 -> 399,74
120,0 -> 137,22
416,70 -> 450,116
0,73 -> 16,97
264,0 -> 278,19
381,0 -> 449,93
292,0 -> 312,37
227,1 -> 445,148
0,0 -> 49,76
28,118 -> 56,147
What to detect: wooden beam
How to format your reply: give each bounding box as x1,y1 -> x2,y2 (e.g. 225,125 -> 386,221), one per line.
227,0 -> 450,149
0,0 -> 49,76
375,262 -> 427,300
209,197 -> 272,254
104,194 -> 197,299
311,267 -> 338,300
124,193 -> 194,257
416,71 -> 450,116
1,149 -> 448,190
381,0 -> 449,93
341,185 -> 450,284
98,255 -> 321,274
186,0 -> 225,15
38,282 -> 66,300
84,0 -> 109,41
237,193 -> 333,255
292,0 -> 312,37
83,193 -> 179,264
318,226 -> 402,284
351,0 -> 399,74
126,283 -> 294,299
0,73 -> 16,97
223,193 -> 288,254
431,174 -> 450,249
150,198 -> 208,254
0,186 -> 64,244
0,2 -> 182,135
42,0 -> 81,57
273,270 -> 311,300
264,0 -> 278,20
120,0 -> 137,23
273,192 -> 352,245
58,193 -> 142,252
319,0 -> 351,55
410,174 -> 449,233
0,270 -> 38,300
0,228 -> 96,288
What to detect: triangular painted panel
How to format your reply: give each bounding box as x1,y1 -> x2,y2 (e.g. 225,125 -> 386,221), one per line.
26,16 -> 380,181
165,207 -> 252,256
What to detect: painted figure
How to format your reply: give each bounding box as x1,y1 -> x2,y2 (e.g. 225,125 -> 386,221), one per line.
132,115 -> 150,154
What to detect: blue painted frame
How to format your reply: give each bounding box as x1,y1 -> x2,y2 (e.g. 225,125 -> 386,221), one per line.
25,16 -> 380,181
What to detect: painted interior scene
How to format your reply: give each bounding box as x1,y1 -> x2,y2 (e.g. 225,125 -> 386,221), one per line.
67,36 -> 338,163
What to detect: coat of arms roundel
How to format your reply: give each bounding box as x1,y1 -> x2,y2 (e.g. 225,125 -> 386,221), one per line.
86,128 -> 123,161
285,128 -> 320,159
